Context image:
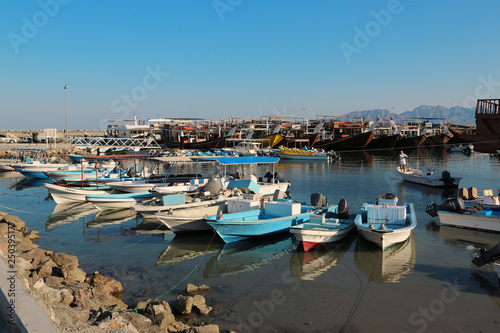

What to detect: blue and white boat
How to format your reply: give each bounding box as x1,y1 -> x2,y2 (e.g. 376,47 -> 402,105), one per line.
205,195 -> 337,244
354,194 -> 417,250
426,197 -> 500,233
289,199 -> 355,251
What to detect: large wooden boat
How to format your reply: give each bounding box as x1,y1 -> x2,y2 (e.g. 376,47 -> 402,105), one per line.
365,133 -> 401,151
394,135 -> 426,149
314,131 -> 374,151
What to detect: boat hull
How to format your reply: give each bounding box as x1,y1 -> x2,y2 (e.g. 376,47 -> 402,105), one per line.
206,204 -> 336,243
397,168 -> 461,188
354,202 -> 416,250
314,131 -> 374,151
290,222 -> 354,251
44,182 -> 111,204
438,210 -> 500,233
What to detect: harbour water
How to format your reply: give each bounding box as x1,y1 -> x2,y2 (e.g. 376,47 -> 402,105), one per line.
1,148 -> 500,332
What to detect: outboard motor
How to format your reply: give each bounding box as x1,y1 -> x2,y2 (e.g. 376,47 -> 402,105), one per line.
426,197 -> 465,217
199,174 -> 223,197
311,193 -> 328,208
440,170 -> 455,186
472,242 -> 500,266
337,199 -> 349,219
126,167 -> 136,178
263,171 -> 284,182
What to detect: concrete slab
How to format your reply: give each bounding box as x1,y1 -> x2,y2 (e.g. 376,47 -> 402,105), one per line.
0,257 -> 59,333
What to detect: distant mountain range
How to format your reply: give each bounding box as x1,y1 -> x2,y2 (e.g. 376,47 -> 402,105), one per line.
345,105 -> 476,126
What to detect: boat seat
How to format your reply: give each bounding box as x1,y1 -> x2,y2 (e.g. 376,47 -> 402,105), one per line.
258,177 -> 279,183
484,189 -> 494,197
468,187 -> 478,200
459,188 -> 469,200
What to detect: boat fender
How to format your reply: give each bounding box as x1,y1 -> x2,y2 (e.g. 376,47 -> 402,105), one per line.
472,242 -> 500,266
337,199 -> 349,219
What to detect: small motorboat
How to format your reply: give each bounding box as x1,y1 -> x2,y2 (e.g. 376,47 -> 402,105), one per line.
397,167 -> 461,188
289,198 -> 355,251
354,193 -> 417,250
205,193 -> 337,244
426,197 -> 500,233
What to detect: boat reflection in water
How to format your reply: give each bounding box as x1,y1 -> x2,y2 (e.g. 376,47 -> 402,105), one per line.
10,177 -> 51,191
438,225 -> 500,250
204,234 -> 295,279
354,234 -> 416,283
156,232 -> 222,267
289,234 -> 354,281
46,202 -> 99,229
437,225 -> 500,308
86,208 -> 138,228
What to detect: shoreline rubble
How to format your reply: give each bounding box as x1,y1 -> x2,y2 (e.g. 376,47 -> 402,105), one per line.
0,211 -> 228,333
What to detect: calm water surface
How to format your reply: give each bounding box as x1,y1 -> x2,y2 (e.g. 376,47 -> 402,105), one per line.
1,148 -> 500,332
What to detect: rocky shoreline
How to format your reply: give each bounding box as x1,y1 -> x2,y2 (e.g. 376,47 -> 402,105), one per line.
0,212 -> 229,333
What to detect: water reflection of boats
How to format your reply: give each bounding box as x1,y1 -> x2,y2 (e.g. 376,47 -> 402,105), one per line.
203,234 -> 295,279
86,209 -> 138,228
354,234 -> 416,283
289,234 -> 353,281
46,202 -> 99,229
10,177 -> 51,190
438,225 -> 500,249
156,232 -> 222,267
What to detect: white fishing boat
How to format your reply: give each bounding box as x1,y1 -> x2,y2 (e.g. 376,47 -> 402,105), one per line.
44,182 -> 113,204
426,197 -> 500,233
289,199 -> 355,251
397,167 -> 461,188
354,194 -> 417,250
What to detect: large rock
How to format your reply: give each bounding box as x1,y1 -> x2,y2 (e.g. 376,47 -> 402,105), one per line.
98,317 -> 139,333
60,289 -> 74,305
3,215 -> 25,231
90,271 -> 123,295
25,230 -> 41,241
192,295 -> 206,307
98,294 -> 128,310
155,312 -> 176,330
44,276 -> 64,289
51,253 -> 79,267
20,248 -> 49,267
120,312 -> 153,331
194,305 -> 213,316
173,295 -> 193,315
36,259 -> 57,279
192,325 -> 220,333
61,264 -> 86,282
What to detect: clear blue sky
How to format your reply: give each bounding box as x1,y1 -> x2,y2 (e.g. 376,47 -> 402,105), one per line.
1,0 -> 499,130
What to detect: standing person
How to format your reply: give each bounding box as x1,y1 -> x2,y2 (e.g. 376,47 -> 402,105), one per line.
399,150 -> 408,172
